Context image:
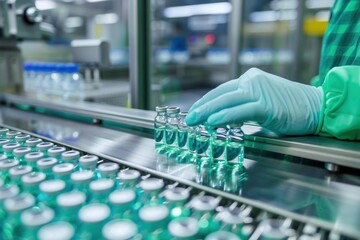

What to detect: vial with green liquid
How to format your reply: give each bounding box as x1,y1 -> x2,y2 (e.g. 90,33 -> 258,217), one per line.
108,189 -> 137,219
61,150 -> 80,165
79,155 -> 98,171
154,105 -> 168,153
165,106 -> 180,156
36,142 -> 54,157
0,159 -> 19,184
6,130 -> 22,142
25,152 -> 44,170
138,204 -> 170,239
52,163 -> 75,187
47,146 -> 66,160
9,165 -> 33,187
38,221 -> 75,240
56,191 -> 86,224
0,128 -> 9,138
138,178 -> 164,204
196,126 -> 211,157
168,217 -> 199,239
20,205 -> 55,240
71,170 -> 94,194
98,162 -> 119,180
78,203 -> 111,239
176,112 -> 193,163
118,169 -> 141,189
21,172 -> 46,197
226,125 -> 244,165
102,219 -> 139,240
0,139 -> 10,153
2,193 -> 36,239
37,157 -> 58,177
38,179 -> 66,208
89,178 -> 115,203
3,142 -> 21,158
13,147 -> 31,163
25,138 -> 43,151
163,187 -> 190,218
15,134 -> 31,146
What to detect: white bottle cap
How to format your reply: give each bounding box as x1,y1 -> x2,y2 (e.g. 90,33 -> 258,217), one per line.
38,222 -> 75,240
0,159 -> 19,171
90,179 -> 114,193
0,139 -> 10,146
25,138 -> 43,147
102,220 -> 138,240
216,207 -> 244,225
6,131 -> 22,139
37,158 -> 57,170
4,193 -> 35,212
21,206 -> 54,227
48,146 -> 66,157
109,189 -> 136,205
163,187 -> 189,202
39,180 -> 66,194
36,142 -> 54,151
13,147 -> 31,157
205,231 -> 241,240
52,163 -> 74,176
190,195 -> 218,212
9,165 -> 32,178
118,169 -> 140,182
57,191 -> 86,208
61,150 -> 80,161
25,152 -> 45,163
15,134 -> 31,143
79,203 -> 110,223
0,154 -> 7,161
79,155 -> 98,167
168,217 -> 199,238
139,178 -> 164,192
22,172 -> 46,186
71,170 -> 93,183
0,185 -> 19,200
139,205 -> 169,222
3,143 -> 21,152
98,162 -> 119,175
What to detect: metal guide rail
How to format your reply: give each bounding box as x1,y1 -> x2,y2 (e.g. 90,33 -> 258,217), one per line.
0,124 -> 357,239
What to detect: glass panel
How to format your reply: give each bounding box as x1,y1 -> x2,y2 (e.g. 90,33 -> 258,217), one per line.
20,0 -> 130,106
150,0 -> 231,110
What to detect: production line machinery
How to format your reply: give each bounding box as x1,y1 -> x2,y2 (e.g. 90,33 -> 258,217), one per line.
0,93 -> 359,239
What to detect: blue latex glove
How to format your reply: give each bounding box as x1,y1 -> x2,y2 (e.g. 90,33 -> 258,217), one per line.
186,68 -> 323,135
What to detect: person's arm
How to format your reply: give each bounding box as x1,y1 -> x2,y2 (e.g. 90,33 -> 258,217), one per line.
316,66 -> 360,140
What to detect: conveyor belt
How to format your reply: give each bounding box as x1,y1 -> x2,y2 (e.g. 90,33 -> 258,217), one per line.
1,106 -> 360,238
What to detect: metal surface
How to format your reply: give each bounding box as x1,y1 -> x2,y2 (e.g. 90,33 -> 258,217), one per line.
1,93 -> 360,170
71,39 -> 110,66
128,0 -> 151,109
228,0 -> 244,79
1,106 -> 360,238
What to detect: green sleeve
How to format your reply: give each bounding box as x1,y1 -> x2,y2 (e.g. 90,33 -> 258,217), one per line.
316,66 -> 360,140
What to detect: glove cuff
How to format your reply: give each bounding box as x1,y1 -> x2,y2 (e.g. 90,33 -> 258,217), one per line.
316,66 -> 360,140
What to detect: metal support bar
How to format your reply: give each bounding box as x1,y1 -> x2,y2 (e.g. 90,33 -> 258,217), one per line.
228,0 -> 244,79
128,0 -> 151,110
291,0 -> 305,83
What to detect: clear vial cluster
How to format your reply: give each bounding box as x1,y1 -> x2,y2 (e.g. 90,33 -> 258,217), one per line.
154,106 -> 246,192
0,126 -> 259,239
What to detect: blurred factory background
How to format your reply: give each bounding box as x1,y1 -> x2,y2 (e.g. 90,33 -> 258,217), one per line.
5,0 -> 333,110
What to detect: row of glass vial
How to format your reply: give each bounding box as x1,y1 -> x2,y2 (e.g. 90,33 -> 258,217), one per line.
154,105 -> 245,166
23,62 -> 85,101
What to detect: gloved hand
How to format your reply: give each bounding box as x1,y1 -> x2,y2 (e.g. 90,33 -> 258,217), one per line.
185,68 -> 323,135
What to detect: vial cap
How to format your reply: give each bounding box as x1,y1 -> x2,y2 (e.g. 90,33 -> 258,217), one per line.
102,220 -> 138,240
25,138 -> 43,147
164,187 -> 190,202
37,157 -> 57,169
15,134 -> 31,142
79,203 -> 110,223
109,189 -> 136,205
0,159 -> 19,170
0,139 -> 10,146
4,193 -> 35,212
71,170 -> 93,183
21,206 -> 55,227
139,178 -> 164,192
216,207 -> 244,225
168,217 -> 199,238
52,163 -> 74,175
61,150 -> 80,161
48,146 -> 66,157
179,111 -> 188,117
0,185 -> 19,200
25,152 -> 45,162
57,191 -> 86,208
0,128 -> 9,134
166,106 -> 180,114
39,180 -> 66,194
139,205 -> 169,222
79,155 -> 98,166
6,131 -> 22,138
13,147 -> 32,157
36,142 -> 54,151
90,179 -> 114,192
98,162 -> 119,174
155,105 -> 168,112
22,172 -> 46,186
0,154 -> 7,161
118,169 -> 140,181
190,195 -> 218,212
38,222 -> 75,240
205,231 -> 241,240
259,219 -> 288,240
303,224 -> 317,235
3,143 -> 21,152
9,165 -> 33,178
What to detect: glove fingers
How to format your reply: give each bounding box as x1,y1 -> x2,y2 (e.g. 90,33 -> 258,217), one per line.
207,102 -> 266,127
188,79 -> 239,113
185,90 -> 253,126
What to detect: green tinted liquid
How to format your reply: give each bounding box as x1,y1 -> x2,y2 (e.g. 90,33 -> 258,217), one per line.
177,129 -> 188,148
165,129 -> 176,145
211,139 -> 225,159
196,136 -> 209,155
155,126 -> 165,143
187,133 -> 197,152
226,142 -> 242,161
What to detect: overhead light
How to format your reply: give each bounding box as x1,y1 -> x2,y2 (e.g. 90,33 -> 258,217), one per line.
86,0 -> 110,2
306,0 -> 335,9
35,0 -> 57,11
249,10 -> 297,22
270,0 -> 298,10
65,16 -> 83,28
94,13 -> 118,24
164,2 -> 232,18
